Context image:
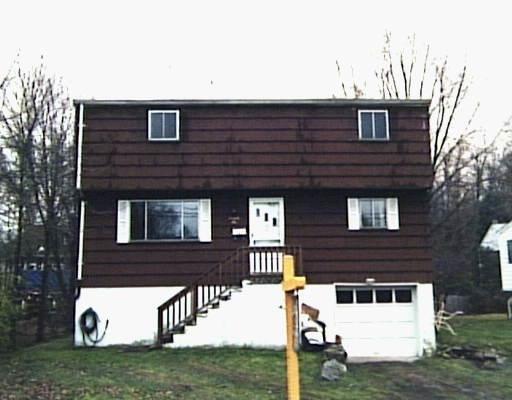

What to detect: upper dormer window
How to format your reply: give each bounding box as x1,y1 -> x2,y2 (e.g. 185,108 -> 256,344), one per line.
148,110 -> 180,141
358,110 -> 389,140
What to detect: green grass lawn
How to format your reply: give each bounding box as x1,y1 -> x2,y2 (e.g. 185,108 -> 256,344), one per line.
1,314 -> 511,399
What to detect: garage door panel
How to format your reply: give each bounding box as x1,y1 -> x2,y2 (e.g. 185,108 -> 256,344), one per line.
335,306 -> 415,323
335,321 -> 417,338
342,338 -> 418,358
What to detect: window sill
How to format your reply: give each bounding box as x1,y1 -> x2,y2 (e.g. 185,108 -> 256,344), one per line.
147,138 -> 180,142
123,239 -> 201,243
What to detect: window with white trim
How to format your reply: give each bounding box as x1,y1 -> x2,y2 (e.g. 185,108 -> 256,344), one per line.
347,197 -> 399,230
117,199 -> 211,243
360,198 -> 386,229
508,240 -> 512,264
336,287 -> 413,304
358,110 -> 389,140
148,110 -> 180,141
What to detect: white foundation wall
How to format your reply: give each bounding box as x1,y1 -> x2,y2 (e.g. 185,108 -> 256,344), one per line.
75,287 -> 183,346
74,282 -> 436,357
416,283 -> 436,355
169,282 -> 286,348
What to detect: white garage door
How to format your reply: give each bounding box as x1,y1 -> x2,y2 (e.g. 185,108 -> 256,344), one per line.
334,286 -> 418,358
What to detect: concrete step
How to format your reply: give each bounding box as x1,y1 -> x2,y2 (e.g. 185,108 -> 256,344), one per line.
219,294 -> 231,301
170,324 -> 185,335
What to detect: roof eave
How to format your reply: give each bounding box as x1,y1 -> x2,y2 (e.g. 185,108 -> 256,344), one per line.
73,98 -> 431,108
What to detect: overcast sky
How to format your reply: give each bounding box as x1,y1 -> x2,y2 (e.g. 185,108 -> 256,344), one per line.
1,1 -> 511,142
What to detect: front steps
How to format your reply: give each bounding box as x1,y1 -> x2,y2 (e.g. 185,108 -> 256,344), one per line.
164,282 -> 286,348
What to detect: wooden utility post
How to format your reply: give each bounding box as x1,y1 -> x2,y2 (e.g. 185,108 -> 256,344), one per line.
282,255 -> 306,400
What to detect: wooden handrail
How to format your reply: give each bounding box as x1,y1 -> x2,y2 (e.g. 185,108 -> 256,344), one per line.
157,245 -> 302,345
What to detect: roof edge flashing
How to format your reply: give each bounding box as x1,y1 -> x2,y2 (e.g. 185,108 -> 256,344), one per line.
72,98 -> 431,107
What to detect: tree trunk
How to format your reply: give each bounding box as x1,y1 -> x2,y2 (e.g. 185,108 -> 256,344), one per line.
36,235 -> 50,343
9,199 -> 24,348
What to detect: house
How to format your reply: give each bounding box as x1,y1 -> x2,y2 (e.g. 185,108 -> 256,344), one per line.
74,99 -> 436,359
480,221 -> 512,291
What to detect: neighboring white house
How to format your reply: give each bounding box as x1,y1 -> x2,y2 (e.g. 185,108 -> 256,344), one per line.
481,221 -> 512,291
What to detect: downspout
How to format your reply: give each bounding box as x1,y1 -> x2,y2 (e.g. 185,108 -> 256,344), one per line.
76,103 -> 84,190
77,200 -> 86,283
73,103 -> 85,346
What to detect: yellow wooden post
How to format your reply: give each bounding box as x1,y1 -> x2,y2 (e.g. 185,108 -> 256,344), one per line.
282,255 -> 306,400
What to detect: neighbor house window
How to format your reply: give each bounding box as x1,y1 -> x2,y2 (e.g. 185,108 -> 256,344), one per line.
358,110 -> 389,140
116,199 -> 211,243
347,197 -> 399,230
508,240 -> 512,264
148,110 -> 180,141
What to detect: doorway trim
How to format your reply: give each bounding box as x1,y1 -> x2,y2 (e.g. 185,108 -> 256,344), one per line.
248,197 -> 285,247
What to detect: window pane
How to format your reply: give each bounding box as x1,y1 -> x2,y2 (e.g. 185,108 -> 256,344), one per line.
373,199 -> 387,228
376,289 -> 392,303
360,199 -> 373,228
508,240 -> 512,263
336,289 -> 353,304
150,113 -> 163,139
356,289 -> 373,303
374,112 -> 387,139
163,112 -> 177,139
395,289 -> 412,303
130,201 -> 145,240
147,201 -> 181,239
183,201 -> 199,239
360,112 -> 373,139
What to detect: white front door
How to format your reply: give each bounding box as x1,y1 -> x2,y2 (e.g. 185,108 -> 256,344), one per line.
248,198 -> 285,274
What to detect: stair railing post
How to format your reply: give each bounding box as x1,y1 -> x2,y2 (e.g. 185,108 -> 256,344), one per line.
219,262 -> 223,292
157,307 -> 163,346
191,285 -> 198,322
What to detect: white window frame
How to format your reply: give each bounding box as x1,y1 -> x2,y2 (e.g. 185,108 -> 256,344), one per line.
347,197 -> 399,231
133,199 -> 198,242
359,198 -> 387,229
117,199 -> 211,243
148,110 -> 180,141
358,109 -> 389,141
334,284 -> 415,305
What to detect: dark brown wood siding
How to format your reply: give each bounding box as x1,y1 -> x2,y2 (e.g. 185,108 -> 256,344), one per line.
80,189 -> 432,287
80,105 -> 431,191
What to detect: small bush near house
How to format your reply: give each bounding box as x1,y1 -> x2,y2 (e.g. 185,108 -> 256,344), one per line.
468,287 -> 509,314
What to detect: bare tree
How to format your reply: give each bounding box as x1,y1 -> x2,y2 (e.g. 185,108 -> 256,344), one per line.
336,33 -> 504,301
0,59 -> 75,343
26,65 -> 76,330
337,33 -> 494,222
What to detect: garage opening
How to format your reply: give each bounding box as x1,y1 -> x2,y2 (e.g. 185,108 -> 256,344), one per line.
334,285 -> 418,358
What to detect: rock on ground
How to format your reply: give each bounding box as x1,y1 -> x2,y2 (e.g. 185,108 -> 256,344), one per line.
321,359 -> 347,381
